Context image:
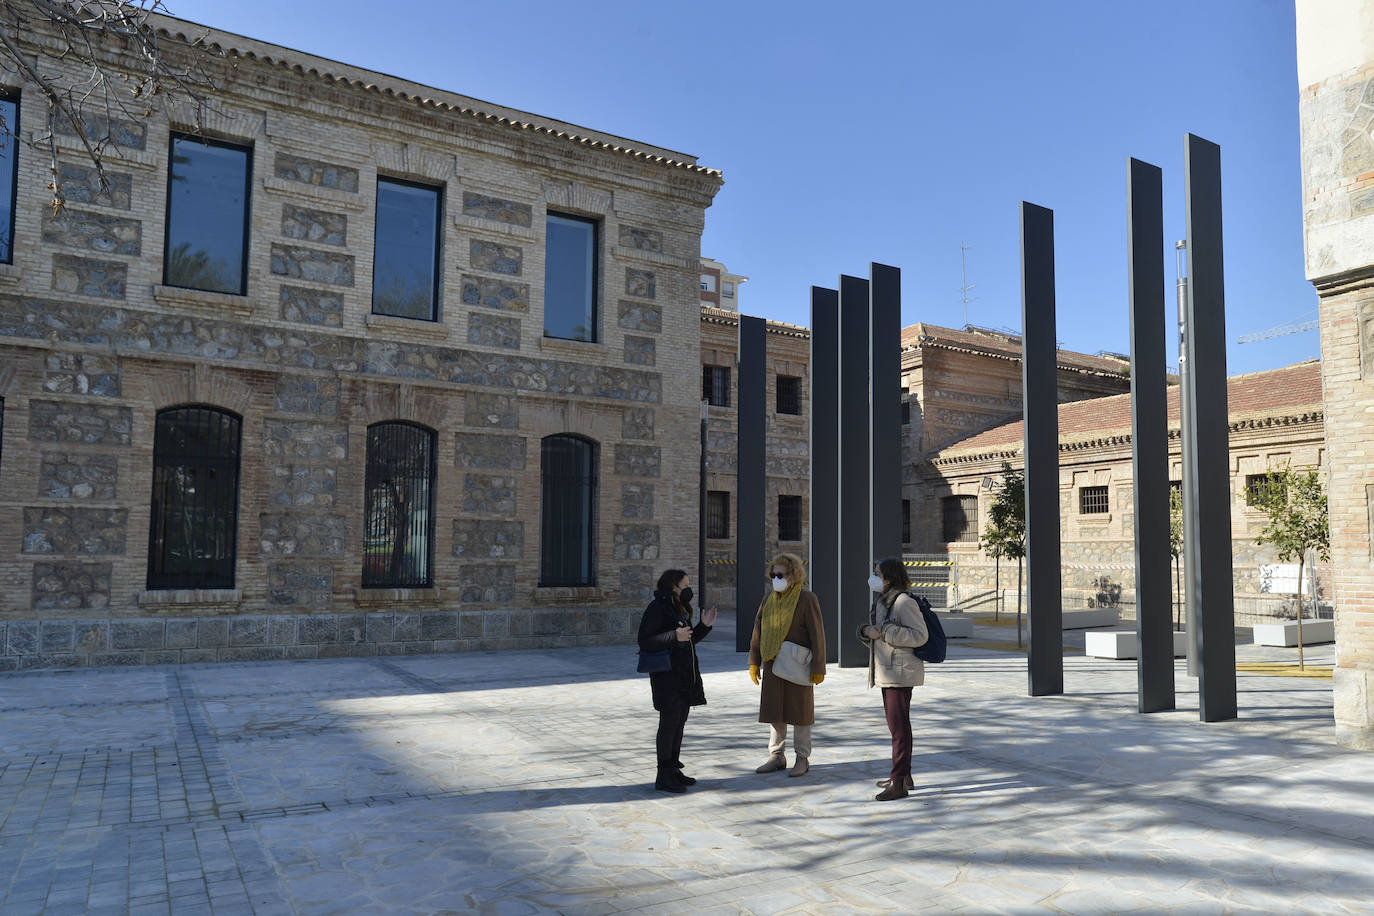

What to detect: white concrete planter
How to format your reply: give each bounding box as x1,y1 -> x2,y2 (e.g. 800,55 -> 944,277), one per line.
1252,620 -> 1335,647
1085,629 -> 1189,660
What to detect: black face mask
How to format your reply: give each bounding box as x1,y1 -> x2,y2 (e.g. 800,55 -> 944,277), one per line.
679,587 -> 694,606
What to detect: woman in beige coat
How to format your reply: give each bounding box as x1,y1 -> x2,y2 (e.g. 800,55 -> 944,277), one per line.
748,552 -> 827,777
858,556 -> 928,801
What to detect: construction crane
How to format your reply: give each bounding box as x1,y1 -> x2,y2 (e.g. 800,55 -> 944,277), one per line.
1237,311 -> 1319,344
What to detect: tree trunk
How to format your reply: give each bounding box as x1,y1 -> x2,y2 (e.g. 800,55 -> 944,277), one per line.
1016,558 -> 1024,649
994,553 -> 1001,621
1173,556 -> 1182,631
1296,554 -> 1306,670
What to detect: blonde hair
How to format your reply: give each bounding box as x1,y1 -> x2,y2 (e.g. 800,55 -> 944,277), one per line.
767,552 -> 807,585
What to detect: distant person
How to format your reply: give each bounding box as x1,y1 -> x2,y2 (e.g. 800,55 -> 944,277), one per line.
748,552 -> 826,777
638,568 -> 717,793
858,557 -> 928,801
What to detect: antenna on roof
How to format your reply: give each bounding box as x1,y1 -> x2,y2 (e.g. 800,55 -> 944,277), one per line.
960,241 -> 977,328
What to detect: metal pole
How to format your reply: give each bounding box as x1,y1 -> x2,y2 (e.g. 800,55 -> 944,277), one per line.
1177,241 -> 1198,678
810,286 -> 841,662
838,274 -> 872,667
1021,202 -> 1064,696
1128,157 -> 1175,713
699,398 -> 707,619
736,315 -> 768,652
870,263 -> 903,563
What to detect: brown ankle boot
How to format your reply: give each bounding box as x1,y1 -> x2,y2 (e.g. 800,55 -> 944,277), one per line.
875,782 -> 908,801
755,755 -> 787,773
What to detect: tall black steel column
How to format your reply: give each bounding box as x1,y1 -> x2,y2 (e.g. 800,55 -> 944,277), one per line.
838,274 -> 872,668
1183,134 -> 1238,721
1127,158 -> 1175,713
736,315 -> 768,652
1021,202 -> 1064,697
698,399 -> 707,616
810,287 -> 841,663
870,263 -> 903,564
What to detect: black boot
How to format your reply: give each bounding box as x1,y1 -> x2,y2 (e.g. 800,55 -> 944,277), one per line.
673,761 -> 697,786
655,766 -> 687,793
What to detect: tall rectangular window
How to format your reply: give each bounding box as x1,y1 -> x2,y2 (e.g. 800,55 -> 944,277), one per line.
374,177 -> 441,321
902,498 -> 911,544
776,375 -> 801,415
703,365 -> 731,407
1080,485 -> 1109,515
544,212 -> 598,342
941,495 -> 978,542
363,422 -> 436,588
147,407 -> 242,590
0,92 -> 17,265
165,134 -> 251,295
901,387 -> 911,425
778,495 -> 802,542
541,435 -> 598,586
707,490 -> 730,539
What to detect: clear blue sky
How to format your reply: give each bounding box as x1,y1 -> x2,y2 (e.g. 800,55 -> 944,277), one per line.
167,0 -> 1314,375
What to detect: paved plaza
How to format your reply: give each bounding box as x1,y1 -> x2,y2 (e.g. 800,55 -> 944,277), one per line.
0,612 -> 1370,915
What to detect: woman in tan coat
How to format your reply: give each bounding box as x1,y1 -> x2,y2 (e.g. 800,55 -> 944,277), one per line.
858,556 -> 928,801
748,552 -> 827,777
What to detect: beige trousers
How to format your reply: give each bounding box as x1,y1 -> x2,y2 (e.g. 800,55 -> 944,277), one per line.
768,722 -> 812,759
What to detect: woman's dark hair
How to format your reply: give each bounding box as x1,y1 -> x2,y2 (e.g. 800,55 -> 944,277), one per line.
656,568 -> 689,593
877,557 -> 911,591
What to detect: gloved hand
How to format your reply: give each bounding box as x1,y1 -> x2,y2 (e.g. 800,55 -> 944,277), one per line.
749,664 -> 760,685
810,672 -> 825,685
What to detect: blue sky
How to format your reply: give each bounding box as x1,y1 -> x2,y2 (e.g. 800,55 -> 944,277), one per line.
167,0 -> 1314,375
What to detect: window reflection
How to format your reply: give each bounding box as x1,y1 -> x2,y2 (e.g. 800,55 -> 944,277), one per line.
373,178 -> 441,321
544,213 -> 598,342
0,94 -> 18,265
165,135 -> 250,295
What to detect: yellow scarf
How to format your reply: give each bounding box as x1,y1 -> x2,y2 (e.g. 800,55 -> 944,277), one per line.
760,582 -> 802,662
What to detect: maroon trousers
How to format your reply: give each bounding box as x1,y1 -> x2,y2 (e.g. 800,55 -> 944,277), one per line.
882,686 -> 913,782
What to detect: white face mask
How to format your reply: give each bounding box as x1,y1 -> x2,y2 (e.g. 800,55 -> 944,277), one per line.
868,574 -> 885,593
771,576 -> 789,592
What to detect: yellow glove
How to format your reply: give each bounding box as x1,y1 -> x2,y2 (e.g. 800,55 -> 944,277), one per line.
749,664 -> 760,685
810,672 -> 825,685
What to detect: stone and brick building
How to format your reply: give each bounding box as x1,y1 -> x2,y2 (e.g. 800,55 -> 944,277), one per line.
1296,0 -> 1374,748
0,13 -> 721,668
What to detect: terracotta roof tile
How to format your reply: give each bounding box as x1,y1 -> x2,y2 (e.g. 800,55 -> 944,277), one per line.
936,360 -> 1322,458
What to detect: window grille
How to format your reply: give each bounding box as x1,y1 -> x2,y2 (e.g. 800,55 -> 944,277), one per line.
776,375 -> 801,415
707,491 -> 730,539
901,387 -> 910,425
1245,473 -> 1283,507
941,495 -> 978,543
1080,485 -> 1110,515
541,435 -> 598,586
902,498 -> 911,544
147,406 -> 242,590
778,495 -> 802,542
703,365 -> 731,407
363,422 -> 436,588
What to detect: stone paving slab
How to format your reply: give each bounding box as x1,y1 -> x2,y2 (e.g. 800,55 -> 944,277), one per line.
0,611 -> 1371,913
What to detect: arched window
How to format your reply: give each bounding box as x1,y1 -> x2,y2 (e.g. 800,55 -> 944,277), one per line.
364,421 -> 436,588
147,406 -> 242,590
540,434 -> 598,587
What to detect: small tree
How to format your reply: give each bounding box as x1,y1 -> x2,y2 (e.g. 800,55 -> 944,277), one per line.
1169,486 -> 1184,631
1252,466 -> 1330,668
981,461 -> 1026,646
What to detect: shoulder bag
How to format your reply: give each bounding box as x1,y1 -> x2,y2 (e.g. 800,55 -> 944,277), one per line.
769,640 -> 814,686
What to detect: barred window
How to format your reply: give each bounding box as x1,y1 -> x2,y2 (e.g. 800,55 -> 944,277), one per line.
363,422 -> 436,588
778,495 -> 802,542
941,495 -> 978,543
147,406 -> 242,590
541,435 -> 598,586
901,388 -> 911,425
902,498 -> 911,545
776,375 -> 801,415
1080,485 -> 1109,515
703,365 -> 731,407
165,133 -> 251,295
1245,473 -> 1283,507
707,490 -> 730,539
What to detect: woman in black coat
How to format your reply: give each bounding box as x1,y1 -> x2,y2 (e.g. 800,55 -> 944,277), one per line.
638,568 -> 718,793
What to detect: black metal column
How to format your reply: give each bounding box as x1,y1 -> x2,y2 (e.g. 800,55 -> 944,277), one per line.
870,263 -> 903,563
736,315 -> 767,652
810,286 -> 841,663
698,399 -> 707,617
1127,158 -> 1175,713
1183,134 -> 1238,721
1021,202 -> 1064,696
838,274 -> 872,668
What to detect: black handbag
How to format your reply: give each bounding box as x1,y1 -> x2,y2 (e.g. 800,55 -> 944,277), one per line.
637,648 -> 672,673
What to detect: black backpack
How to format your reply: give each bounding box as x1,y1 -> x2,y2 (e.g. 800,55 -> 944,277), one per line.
907,591 -> 947,664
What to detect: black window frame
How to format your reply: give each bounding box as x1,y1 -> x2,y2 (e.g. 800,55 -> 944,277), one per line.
146,405 -> 243,591
778,494 -> 803,543
703,365 -> 731,408
0,90 -> 18,266
543,210 -> 600,343
706,490 -> 730,539
901,387 -> 911,425
776,375 -> 802,416
372,175 -> 444,322
1080,485 -> 1110,515
902,498 -> 911,545
362,421 -> 438,589
540,434 -> 599,587
941,494 -> 978,543
163,132 -> 253,296
1245,473 -> 1283,508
